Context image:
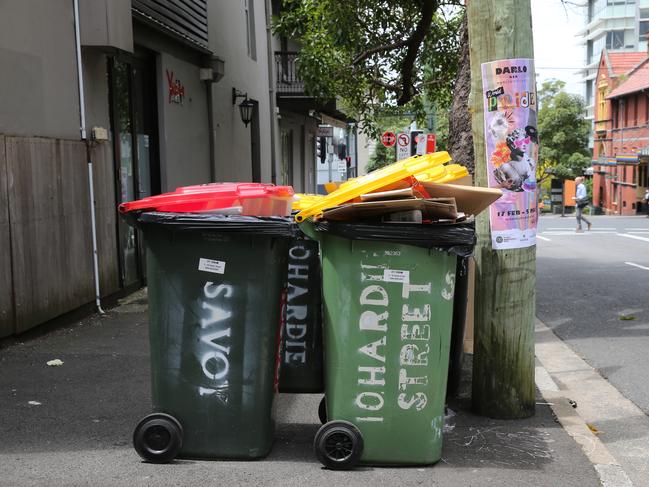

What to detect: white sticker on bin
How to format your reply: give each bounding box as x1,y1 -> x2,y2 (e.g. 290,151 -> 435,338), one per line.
383,269 -> 409,283
198,258 -> 226,275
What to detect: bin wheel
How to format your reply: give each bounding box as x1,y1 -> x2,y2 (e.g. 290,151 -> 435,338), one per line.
314,420 -> 364,470
318,397 -> 327,424
133,413 -> 183,463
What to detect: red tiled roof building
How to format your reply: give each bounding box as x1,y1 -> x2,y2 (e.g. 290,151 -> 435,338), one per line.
592,48 -> 649,215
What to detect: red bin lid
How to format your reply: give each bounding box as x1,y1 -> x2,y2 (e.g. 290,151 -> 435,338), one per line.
118,182 -> 294,214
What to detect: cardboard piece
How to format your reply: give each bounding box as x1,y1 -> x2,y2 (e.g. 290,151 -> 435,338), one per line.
420,182 -> 502,217
322,198 -> 457,222
360,187 -> 419,202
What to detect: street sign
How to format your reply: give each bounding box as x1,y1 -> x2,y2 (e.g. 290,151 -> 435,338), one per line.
396,132 -> 410,161
410,130 -> 424,156
316,125 -> 333,137
381,131 -> 396,147
426,133 -> 436,153
415,133 -> 426,156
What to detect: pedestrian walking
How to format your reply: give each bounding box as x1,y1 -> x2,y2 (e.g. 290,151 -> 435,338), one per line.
644,188 -> 649,217
573,176 -> 591,232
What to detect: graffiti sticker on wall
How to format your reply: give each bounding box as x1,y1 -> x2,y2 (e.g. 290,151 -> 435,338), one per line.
481,58 -> 538,250
166,69 -> 185,105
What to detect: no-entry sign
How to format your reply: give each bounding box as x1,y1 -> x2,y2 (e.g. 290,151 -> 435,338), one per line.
397,133 -> 410,147
396,133 -> 410,161
381,131 -> 396,147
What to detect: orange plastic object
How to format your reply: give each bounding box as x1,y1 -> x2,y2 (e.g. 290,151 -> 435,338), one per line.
294,152 -> 451,222
119,182 -> 295,217
324,182 -> 339,194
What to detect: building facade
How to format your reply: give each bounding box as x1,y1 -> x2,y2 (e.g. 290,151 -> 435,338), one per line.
577,0 -> 649,123
0,0 -> 350,338
592,49 -> 649,214
270,1 -> 356,193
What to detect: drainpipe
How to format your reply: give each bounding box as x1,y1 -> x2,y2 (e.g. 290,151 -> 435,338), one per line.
206,82 -> 216,182
73,0 -> 104,314
265,0 -> 278,184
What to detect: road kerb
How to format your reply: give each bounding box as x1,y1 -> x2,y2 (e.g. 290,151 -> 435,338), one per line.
534,320 -> 637,487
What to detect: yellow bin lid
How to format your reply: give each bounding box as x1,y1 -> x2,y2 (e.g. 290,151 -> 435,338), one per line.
413,165 -> 447,183
436,164 -> 469,183
414,164 -> 468,183
292,193 -> 325,211
295,151 -> 452,222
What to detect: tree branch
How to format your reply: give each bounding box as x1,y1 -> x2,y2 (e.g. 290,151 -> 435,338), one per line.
372,78 -> 402,92
353,39 -> 411,65
417,78 -> 447,87
397,0 -> 438,106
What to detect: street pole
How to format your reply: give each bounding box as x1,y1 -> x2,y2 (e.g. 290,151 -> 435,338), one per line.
467,0 -> 536,418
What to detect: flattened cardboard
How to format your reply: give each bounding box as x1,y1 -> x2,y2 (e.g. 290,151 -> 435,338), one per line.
420,182 -> 502,217
322,198 -> 457,222
360,188 -> 417,202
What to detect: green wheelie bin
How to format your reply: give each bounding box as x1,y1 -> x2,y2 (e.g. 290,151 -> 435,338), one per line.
278,233 -> 326,422
123,210 -> 293,462
301,219 -> 475,469
278,235 -> 325,395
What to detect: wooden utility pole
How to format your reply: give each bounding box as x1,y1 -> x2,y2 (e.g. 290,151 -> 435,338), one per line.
467,0 -> 536,418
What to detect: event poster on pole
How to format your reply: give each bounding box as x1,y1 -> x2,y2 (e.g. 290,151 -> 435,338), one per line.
481,58 -> 538,250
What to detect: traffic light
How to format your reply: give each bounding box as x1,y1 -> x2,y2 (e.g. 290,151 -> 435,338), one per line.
317,137 -> 327,164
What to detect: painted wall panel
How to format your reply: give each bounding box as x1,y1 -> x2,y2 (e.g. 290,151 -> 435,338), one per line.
6,137 -> 94,333
0,136 -> 14,338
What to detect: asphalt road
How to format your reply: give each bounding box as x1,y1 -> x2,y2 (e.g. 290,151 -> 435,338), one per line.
536,214 -> 649,414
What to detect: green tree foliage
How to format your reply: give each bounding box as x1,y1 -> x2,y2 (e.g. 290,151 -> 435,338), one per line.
537,79 -> 591,179
366,141 -> 396,172
273,0 -> 463,136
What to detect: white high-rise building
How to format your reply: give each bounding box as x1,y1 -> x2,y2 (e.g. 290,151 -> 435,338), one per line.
577,0 -> 649,129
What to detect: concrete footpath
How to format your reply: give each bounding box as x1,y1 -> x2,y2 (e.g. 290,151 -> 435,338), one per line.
0,291 -> 601,486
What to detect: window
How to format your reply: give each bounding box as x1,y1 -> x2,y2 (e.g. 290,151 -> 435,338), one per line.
638,164 -> 648,186
597,86 -> 607,121
244,0 -> 257,60
606,30 -> 625,49
280,129 -> 293,186
640,20 -> 649,41
587,80 -> 594,106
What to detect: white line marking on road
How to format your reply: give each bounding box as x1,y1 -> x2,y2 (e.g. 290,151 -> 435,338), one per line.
628,231 -> 649,234
536,235 -> 551,241
545,227 -> 616,232
625,228 -> 649,230
624,261 -> 649,271
542,231 -> 616,235
618,233 -> 649,243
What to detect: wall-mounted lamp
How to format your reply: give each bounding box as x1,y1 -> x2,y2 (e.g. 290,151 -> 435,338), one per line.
232,88 -> 254,127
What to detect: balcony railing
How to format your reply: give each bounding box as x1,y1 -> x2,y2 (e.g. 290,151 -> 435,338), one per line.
275,51 -> 305,95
